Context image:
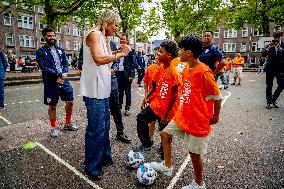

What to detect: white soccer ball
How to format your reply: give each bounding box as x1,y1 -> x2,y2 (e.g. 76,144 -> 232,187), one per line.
137,163 -> 158,185
123,150 -> 145,168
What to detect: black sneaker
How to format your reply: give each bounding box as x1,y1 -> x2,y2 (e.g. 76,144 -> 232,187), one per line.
87,174 -> 103,181
0,106 -> 5,110
237,83 -> 241,86
266,104 -> 272,109
231,83 -> 235,85
116,134 -> 131,144
273,102 -> 279,108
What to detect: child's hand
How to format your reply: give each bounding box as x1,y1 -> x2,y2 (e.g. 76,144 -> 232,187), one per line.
161,113 -> 169,124
141,98 -> 148,110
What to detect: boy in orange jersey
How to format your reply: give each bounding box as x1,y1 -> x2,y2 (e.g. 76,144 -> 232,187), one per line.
224,58 -> 232,89
135,41 -> 182,157
143,47 -> 162,141
231,52 -> 244,85
151,35 -> 222,189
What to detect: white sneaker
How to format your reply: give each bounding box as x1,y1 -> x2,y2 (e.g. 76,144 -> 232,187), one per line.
150,161 -> 173,176
181,180 -> 206,189
50,128 -> 58,138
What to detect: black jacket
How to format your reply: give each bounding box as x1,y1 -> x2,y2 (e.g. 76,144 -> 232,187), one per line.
262,46 -> 284,73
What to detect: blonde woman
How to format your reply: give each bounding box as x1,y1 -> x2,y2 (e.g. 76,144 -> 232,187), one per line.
80,10 -> 130,180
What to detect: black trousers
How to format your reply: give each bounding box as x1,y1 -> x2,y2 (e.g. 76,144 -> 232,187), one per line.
109,89 -> 124,135
266,72 -> 284,104
137,68 -> 145,85
116,71 -> 132,110
137,106 -> 168,148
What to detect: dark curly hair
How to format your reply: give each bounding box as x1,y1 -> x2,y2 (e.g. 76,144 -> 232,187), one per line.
42,28 -> 54,36
178,34 -> 204,58
160,40 -> 178,58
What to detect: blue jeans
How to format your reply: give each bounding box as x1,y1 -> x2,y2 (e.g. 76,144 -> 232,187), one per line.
83,96 -> 112,177
0,79 -> 4,107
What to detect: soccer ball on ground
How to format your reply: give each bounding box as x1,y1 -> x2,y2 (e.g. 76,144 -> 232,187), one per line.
123,149 -> 145,168
137,163 -> 158,185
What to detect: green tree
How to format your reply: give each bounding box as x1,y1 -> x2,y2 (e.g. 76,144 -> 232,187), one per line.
0,0 -> 92,29
136,30 -> 148,42
104,0 -> 144,33
160,0 -> 223,40
225,0 -> 284,36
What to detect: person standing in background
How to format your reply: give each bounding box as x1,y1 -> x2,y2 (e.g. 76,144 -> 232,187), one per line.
36,28 -> 78,138
116,33 -> 136,116
0,50 -> 8,110
136,47 -> 146,87
231,52 -> 245,85
262,31 -> 284,109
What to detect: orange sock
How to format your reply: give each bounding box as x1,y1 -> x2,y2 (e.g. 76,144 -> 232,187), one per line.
66,114 -> 72,124
50,118 -> 56,128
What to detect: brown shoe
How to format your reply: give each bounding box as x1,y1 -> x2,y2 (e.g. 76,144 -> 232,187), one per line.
124,110 -> 130,116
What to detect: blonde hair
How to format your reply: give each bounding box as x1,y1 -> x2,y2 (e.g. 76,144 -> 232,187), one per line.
96,10 -> 121,36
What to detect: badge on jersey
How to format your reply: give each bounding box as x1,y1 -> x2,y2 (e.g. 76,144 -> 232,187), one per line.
205,49 -> 209,53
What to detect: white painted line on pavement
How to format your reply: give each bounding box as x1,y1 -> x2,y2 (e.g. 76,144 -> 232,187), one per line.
167,90 -> 231,189
0,115 -> 12,125
19,102 -> 23,104
221,90 -> 231,107
35,142 -> 103,189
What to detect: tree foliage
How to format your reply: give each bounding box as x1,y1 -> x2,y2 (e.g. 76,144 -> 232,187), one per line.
160,0 -> 223,40
103,0 -> 144,34
0,0 -> 92,29
224,0 -> 284,36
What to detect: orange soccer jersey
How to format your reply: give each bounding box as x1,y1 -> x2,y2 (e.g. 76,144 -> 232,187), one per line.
173,63 -> 221,137
233,56 -> 244,68
143,64 -> 160,93
225,59 -> 232,70
149,60 -> 182,121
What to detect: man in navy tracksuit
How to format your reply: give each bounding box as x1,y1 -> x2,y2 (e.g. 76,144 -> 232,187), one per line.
36,28 -> 78,138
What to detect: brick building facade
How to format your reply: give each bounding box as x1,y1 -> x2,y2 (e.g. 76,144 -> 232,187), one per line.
213,23 -> 282,66
0,5 -> 84,63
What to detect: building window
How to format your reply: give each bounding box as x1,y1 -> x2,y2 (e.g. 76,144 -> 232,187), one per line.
73,26 -> 82,36
5,33 -> 14,46
18,15 -> 33,29
19,35 -> 35,48
39,21 -> 45,30
4,13 -> 12,26
65,25 -> 71,35
38,6 -> 44,14
250,56 -> 257,64
242,27 -> 248,37
240,43 -> 246,52
56,39 -> 61,47
274,25 -> 282,31
251,42 -> 260,52
223,43 -> 236,52
66,40 -> 71,50
214,29 -> 220,38
55,24 -> 61,34
74,41 -> 79,51
253,29 -> 263,36
224,28 -> 237,38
